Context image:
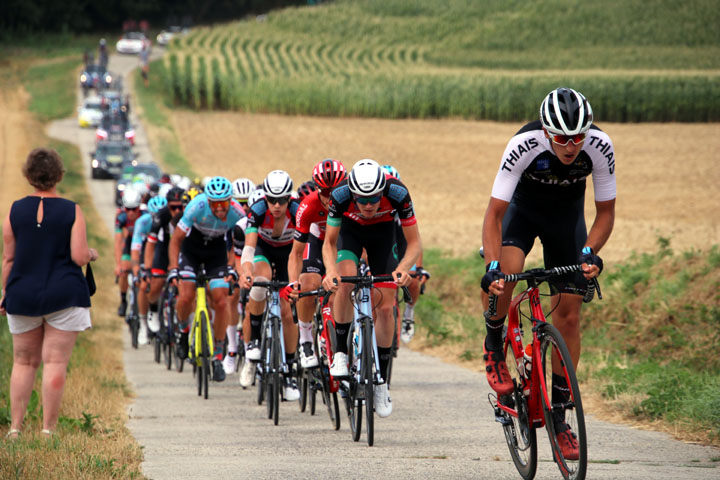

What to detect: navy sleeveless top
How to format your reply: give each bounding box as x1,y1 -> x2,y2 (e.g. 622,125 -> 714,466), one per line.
5,196 -> 91,315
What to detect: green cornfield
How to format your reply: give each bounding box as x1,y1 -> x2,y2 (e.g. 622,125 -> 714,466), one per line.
163,0 -> 720,122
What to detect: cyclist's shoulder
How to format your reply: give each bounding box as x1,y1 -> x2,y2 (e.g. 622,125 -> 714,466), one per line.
329,183 -> 352,205
384,176 -> 411,203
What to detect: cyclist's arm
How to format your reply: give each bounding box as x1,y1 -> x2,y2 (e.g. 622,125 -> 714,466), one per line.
114,228 -> 125,273
130,248 -> 141,275
481,196 -> 511,296
395,222 -> 422,286
144,238 -> 156,270
168,226 -> 187,271
321,223 -> 341,290
287,239 -> 305,285
239,230 -> 258,285
582,198 -> 615,278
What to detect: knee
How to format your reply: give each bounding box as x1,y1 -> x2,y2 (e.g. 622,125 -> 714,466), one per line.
555,312 -> 581,331
249,276 -> 269,302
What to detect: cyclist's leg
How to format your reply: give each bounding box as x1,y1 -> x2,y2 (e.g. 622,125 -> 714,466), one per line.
247,257 -> 271,341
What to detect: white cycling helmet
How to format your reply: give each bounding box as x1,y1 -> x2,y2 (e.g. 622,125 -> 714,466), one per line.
232,177 -> 256,200
540,87 -> 593,136
249,189 -> 265,206
263,170 -> 293,197
122,187 -> 143,209
348,159 -> 386,197
170,174 -> 182,186
177,176 -> 192,191
201,176 -> 213,188
158,183 -> 173,198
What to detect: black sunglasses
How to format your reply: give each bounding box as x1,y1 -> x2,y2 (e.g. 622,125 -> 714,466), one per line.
266,196 -> 290,205
168,204 -> 183,211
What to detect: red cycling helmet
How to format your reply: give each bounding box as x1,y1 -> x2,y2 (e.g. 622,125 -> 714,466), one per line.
312,158 -> 347,191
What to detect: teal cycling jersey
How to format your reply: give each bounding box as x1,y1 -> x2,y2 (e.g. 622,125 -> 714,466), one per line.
177,193 -> 245,246
131,212 -> 153,251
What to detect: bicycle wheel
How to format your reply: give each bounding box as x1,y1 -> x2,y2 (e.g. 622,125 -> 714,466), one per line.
499,340 -> 538,480
200,312 -> 211,399
538,324 -> 587,480
154,333 -> 161,363
129,314 -> 139,349
271,319 -> 281,425
130,284 -> 139,349
299,368 -> 308,413
363,319 -> 375,446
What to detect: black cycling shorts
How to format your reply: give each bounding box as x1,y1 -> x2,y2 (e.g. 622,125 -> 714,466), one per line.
151,241 -> 169,273
502,197 -> 588,295
337,218 -> 398,275
301,234 -> 325,276
178,236 -> 228,286
255,238 -> 292,282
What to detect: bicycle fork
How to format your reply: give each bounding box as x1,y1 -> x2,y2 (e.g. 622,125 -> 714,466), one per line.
354,286 -> 383,386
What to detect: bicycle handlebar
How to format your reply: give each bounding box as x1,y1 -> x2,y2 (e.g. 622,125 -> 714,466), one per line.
336,275 -> 412,303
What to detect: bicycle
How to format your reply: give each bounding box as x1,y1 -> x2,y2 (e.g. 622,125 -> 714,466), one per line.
251,278 -> 294,426
295,287 -> 341,430
486,265 -> 601,480
336,273 -> 410,447
155,275 -> 177,371
125,271 -> 140,349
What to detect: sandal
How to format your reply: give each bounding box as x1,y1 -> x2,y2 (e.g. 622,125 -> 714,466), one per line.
5,428 -> 20,440
41,429 -> 54,437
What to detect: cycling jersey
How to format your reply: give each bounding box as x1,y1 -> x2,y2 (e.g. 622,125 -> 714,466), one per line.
115,209 -> 137,235
246,198 -> 300,247
147,206 -> 182,274
294,190 -> 330,242
232,217 -> 249,258
130,212 -> 153,252
491,120 -> 616,206
177,193 -> 245,246
327,177 -> 416,227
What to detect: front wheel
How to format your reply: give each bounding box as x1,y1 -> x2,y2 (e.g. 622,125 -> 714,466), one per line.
538,324 -> 587,480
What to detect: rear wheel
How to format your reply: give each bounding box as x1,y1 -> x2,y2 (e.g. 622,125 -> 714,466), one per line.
539,324 -> 587,480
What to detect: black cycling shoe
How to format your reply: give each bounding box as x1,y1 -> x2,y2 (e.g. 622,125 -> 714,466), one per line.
176,332 -> 189,359
117,300 -> 127,317
212,359 -> 226,382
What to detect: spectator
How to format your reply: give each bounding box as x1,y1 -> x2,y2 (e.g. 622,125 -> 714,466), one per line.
1,148 -> 98,439
140,39 -> 151,87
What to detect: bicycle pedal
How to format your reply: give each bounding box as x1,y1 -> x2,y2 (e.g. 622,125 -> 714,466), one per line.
494,414 -> 513,426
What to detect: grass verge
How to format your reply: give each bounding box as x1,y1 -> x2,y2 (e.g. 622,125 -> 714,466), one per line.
0,50 -> 144,478
411,239 -> 720,446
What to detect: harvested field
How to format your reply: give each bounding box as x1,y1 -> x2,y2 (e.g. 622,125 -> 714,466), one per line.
172,111 -> 719,263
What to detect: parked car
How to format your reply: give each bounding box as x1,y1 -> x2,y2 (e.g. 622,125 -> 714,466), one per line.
91,140 -> 136,179
77,95 -> 104,128
116,31 -> 148,54
156,26 -> 190,46
96,113 -> 135,145
115,163 -> 163,205
80,64 -> 113,96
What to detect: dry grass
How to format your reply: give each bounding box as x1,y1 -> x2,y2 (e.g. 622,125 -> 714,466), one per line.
0,82 -> 143,479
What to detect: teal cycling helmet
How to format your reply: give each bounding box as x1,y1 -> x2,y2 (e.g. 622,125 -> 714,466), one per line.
147,195 -> 167,214
381,164 -> 401,180
204,176 -> 233,200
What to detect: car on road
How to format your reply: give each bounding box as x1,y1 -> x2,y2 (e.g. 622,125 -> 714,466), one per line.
80,64 -> 113,96
78,95 -> 104,128
91,140 -> 136,179
116,31 -> 149,54
96,113 -> 135,145
156,26 -> 190,46
114,163 -> 163,206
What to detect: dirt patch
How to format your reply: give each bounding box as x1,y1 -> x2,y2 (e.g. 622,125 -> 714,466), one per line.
172,112 -> 720,264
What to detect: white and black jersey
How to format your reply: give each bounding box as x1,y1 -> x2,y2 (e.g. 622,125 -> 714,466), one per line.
491,120 -> 616,205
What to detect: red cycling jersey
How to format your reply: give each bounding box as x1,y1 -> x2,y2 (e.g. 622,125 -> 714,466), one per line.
294,190 -> 330,243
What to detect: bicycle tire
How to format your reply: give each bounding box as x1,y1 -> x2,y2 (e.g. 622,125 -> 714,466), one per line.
299,369 -> 308,413
310,379 -> 317,415
348,334 -> 362,442
500,341 -> 538,480
154,334 -> 161,363
130,284 -> 139,349
271,317 -> 281,425
130,314 -> 139,349
363,319 -> 374,447
164,295 -> 175,371
538,324 -> 587,480
200,311 -> 211,399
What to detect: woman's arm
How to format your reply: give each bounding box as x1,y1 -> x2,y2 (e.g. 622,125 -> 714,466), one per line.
1,214 -> 16,313
70,204 -> 98,266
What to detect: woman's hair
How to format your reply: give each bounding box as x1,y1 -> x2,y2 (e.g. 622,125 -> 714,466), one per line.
23,148 -> 65,191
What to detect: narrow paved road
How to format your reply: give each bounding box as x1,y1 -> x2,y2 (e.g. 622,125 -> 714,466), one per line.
47,52 -> 719,480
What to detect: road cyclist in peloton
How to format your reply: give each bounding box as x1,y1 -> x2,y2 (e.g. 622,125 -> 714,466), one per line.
322,159 -> 422,418
115,187 -> 144,318
287,159 -> 348,370
130,194 -> 167,344
238,170 -> 302,401
480,87 -> 615,458
167,176 -> 245,382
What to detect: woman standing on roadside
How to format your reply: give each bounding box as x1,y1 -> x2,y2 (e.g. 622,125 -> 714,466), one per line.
1,148 -> 99,439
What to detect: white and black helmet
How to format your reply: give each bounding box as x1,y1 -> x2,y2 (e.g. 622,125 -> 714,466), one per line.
122,187 -> 143,209
263,170 -> 293,197
348,159 -> 386,197
540,87 -> 593,136
232,177 -> 256,200
249,189 -> 265,206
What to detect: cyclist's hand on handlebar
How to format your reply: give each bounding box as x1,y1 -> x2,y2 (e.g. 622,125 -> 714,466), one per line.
167,268 -> 179,286
579,247 -> 604,279
481,261 -> 505,295
416,266 -> 431,285
240,274 -> 253,290
114,264 -> 123,277
286,281 -> 301,302
393,268 -> 412,287
224,265 -> 239,285
322,271 -> 341,292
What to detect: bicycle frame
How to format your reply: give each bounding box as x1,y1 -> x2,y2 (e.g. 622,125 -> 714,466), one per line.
351,283 -> 383,386
262,287 -> 288,378
191,280 -> 214,365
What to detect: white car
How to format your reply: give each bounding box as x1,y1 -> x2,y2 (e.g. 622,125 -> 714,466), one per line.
156,26 -> 189,46
116,31 -> 148,54
77,95 -> 104,128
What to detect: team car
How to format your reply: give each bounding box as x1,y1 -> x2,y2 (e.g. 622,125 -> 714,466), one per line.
90,140 -> 136,179
116,31 -> 148,54
77,95 -> 104,128
80,64 -> 113,96
156,26 -> 190,46
114,163 -> 163,206
96,113 -> 135,145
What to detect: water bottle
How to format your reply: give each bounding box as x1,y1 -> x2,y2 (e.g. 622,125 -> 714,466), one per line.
522,344 -> 532,396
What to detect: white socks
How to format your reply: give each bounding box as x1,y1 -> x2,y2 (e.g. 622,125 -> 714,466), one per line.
299,320 -> 313,343
226,325 -> 238,352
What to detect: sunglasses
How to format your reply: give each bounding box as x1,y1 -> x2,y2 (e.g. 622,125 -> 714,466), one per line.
126,207 -> 139,212
266,196 -> 290,205
549,132 -> 586,147
353,195 -> 382,205
168,204 -> 183,212
209,199 -> 230,209
236,200 -> 248,206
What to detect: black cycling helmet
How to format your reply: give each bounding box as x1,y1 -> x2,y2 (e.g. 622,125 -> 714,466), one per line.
166,186 -> 185,203
297,180 -> 317,200
540,87 -> 593,136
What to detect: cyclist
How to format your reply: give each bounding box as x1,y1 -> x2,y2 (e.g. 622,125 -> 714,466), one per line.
130,195 -> 167,344
222,178 -> 256,374
167,176 -> 245,382
296,180 -> 317,201
380,164 -> 430,344
480,87 -> 615,458
115,187 -> 144,317
238,170 -> 302,400
286,159 -> 347,369
144,186 -> 186,332
322,159 -> 422,418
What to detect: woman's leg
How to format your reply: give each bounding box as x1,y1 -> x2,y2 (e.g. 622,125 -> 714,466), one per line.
10,326 -> 44,431
41,324 -> 79,432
